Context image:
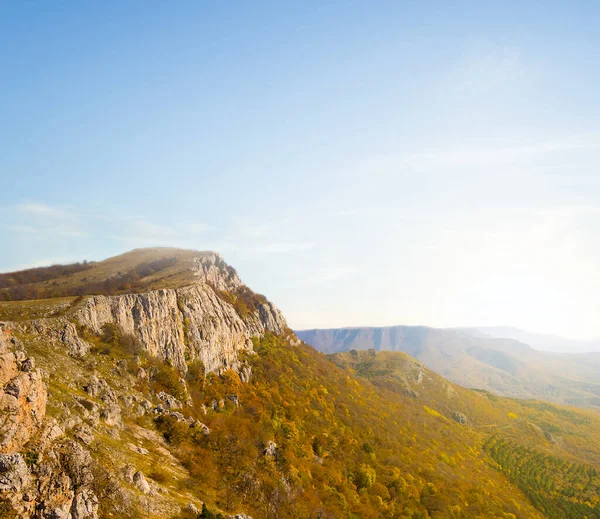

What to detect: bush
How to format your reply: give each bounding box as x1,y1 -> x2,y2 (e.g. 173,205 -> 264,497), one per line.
186,359 -> 205,385
99,323 -> 144,356
149,465 -> 170,484
151,361 -> 187,401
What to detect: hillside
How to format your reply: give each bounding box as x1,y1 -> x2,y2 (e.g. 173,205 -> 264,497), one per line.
0,248 -> 224,302
296,326 -> 600,409
0,250 -> 599,518
329,349 -> 600,519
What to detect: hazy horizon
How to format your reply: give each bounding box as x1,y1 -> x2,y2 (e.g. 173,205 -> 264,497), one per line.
3,2 -> 600,338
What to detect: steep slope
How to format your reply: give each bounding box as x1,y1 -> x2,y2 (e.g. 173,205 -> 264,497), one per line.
0,248 -> 295,518
1,248 -> 290,374
330,349 -> 600,519
0,322 -> 546,519
1,250 -> 600,518
296,326 -> 600,408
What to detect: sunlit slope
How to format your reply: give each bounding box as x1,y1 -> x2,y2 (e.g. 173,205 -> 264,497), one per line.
330,348 -> 600,518
298,326 -> 600,408
0,247 -> 215,301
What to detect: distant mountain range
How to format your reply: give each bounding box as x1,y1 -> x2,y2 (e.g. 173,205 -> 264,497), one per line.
295,325 -> 600,409
465,326 -> 600,354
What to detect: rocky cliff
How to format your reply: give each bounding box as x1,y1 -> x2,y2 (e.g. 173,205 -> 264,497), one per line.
73,254 -> 288,375
0,324 -> 100,519
0,249 -> 293,518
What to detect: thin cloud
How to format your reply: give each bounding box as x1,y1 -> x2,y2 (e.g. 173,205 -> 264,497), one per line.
450,45 -> 522,93
6,202 -> 88,238
16,202 -> 71,218
183,222 -> 216,234
356,132 -> 600,177
298,265 -> 361,285
251,242 -> 316,254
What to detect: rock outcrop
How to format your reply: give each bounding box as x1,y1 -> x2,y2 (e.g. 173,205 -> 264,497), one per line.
26,318 -> 92,358
0,326 -> 100,518
452,411 -> 468,425
74,254 -> 289,374
0,324 -> 47,453
0,251 -> 295,518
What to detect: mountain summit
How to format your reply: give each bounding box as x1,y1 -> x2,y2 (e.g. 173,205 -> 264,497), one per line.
1,248 -> 291,375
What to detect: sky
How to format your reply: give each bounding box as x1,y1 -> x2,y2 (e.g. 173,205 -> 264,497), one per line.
2,1 -> 600,339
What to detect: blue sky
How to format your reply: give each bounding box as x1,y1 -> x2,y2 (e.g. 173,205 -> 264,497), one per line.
2,2 -> 600,338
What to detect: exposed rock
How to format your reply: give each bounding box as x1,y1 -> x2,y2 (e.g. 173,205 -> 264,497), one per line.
73,396 -> 99,414
239,364 -> 252,383
0,453 -> 34,516
100,403 -> 122,428
20,357 -> 35,372
74,254 -> 290,375
158,391 -> 182,410
62,441 -> 94,488
0,254 -> 295,518
71,488 -> 99,519
61,321 -> 91,358
192,421 -> 210,435
120,394 -> 134,407
192,255 -> 243,291
263,441 -> 277,457
169,411 -> 187,422
128,443 -> 149,455
122,465 -> 136,482
39,420 -> 65,448
73,424 -> 94,446
452,411 -> 468,425
0,453 -> 31,493
545,431 -> 559,446
0,327 -> 47,453
27,318 -> 91,358
414,369 -> 424,385
133,470 -> 151,494
83,376 -> 118,404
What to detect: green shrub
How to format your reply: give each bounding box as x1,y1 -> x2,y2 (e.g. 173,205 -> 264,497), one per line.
151,361 -> 187,401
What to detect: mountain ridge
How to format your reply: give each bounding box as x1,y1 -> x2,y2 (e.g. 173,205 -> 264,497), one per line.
296,324 -> 600,409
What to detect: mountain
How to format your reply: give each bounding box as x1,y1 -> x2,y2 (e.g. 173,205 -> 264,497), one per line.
295,326 -> 600,409
469,326 -> 600,353
0,249 -> 599,518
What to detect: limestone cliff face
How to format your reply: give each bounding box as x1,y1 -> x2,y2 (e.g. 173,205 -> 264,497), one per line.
0,251 -> 288,518
74,254 -> 289,374
0,324 -> 100,519
0,323 -> 46,453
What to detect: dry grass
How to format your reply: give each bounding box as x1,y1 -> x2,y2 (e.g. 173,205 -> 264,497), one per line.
0,247 -> 214,304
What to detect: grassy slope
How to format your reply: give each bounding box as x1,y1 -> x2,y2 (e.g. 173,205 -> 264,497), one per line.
14,322 -> 203,519
330,349 -> 600,519
2,251 -> 599,517
7,315 -> 600,518
0,248 -> 210,301
160,334 -> 545,519
296,327 -> 600,409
